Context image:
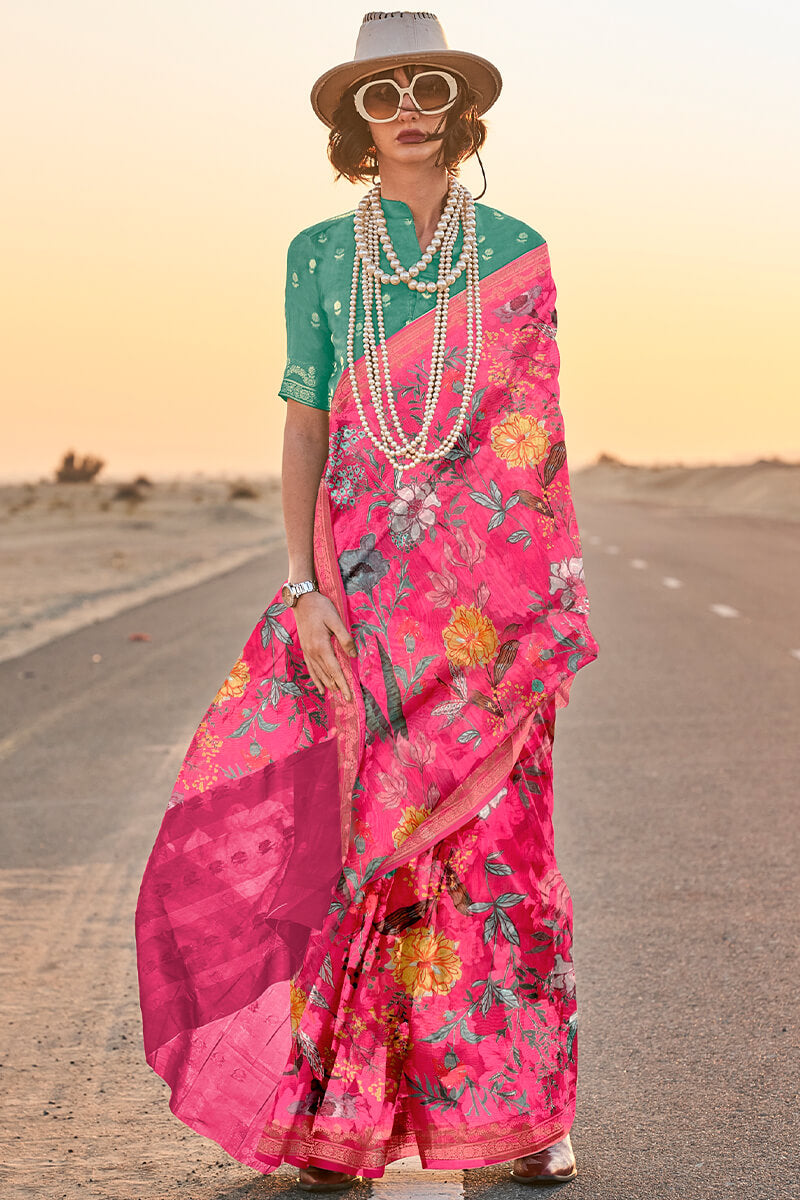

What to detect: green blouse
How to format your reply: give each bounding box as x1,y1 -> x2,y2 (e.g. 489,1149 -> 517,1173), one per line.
279,198 -> 546,411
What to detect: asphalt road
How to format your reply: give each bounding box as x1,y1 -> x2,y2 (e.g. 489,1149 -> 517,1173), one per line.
1,492 -> 798,1200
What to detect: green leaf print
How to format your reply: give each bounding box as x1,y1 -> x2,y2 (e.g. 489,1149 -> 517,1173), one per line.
419,1024 -> 450,1045
485,860 -> 513,876
494,986 -> 521,1009
567,1013 -> 578,1062
497,907 -> 521,946
376,636 -> 408,739
360,681 -> 392,741
549,624 -> 577,649
229,715 -> 255,739
405,1073 -> 463,1112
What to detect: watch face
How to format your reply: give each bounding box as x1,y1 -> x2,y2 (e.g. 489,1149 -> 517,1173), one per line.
281,584 -> 294,607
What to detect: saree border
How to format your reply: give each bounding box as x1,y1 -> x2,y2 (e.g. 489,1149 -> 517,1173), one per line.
312,480 -> 366,862
380,703 -> 540,874
330,241 -> 552,422
314,238 -> 557,876
254,1104 -> 571,1176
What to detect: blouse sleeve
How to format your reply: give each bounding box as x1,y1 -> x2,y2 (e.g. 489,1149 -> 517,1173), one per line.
278,230 -> 334,411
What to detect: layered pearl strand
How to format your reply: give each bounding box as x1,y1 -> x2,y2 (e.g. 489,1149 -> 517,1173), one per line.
346,175 -> 483,474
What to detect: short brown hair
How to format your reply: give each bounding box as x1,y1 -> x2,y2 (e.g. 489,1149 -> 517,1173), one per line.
327,63 -> 487,185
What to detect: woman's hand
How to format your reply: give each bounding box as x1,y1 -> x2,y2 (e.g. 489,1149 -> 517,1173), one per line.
293,592 -> 358,702
280,401 -> 356,700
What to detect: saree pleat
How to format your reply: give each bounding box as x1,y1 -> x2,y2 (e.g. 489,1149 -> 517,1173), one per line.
135,241 -> 598,1175
253,698 -> 577,1177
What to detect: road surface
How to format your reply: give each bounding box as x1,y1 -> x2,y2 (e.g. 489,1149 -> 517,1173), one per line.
1,493 -> 798,1199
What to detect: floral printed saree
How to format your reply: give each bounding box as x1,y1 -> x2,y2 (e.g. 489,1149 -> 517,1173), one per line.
135,239 -> 599,1177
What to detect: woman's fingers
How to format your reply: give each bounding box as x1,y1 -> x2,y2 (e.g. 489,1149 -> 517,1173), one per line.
324,612 -> 359,702
331,620 -> 358,660
315,640 -> 353,703
308,653 -> 351,703
294,595 -> 357,703
306,665 -> 327,696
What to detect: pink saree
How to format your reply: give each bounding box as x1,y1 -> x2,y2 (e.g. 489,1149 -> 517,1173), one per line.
135,241 -> 599,1177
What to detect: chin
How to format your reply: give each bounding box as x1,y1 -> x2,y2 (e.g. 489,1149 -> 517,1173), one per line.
380,143 -> 440,167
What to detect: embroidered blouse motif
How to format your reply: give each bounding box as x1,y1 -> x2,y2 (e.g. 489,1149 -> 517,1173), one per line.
280,199 -> 546,412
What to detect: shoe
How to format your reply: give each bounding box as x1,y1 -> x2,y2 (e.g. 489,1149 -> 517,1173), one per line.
297,1164 -> 360,1192
510,1133 -> 578,1184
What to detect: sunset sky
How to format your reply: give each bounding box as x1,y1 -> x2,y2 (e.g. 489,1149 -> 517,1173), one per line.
2,0 -> 798,480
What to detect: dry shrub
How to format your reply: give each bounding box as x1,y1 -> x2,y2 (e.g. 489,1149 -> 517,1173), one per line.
228,480 -> 261,501
113,482 -> 146,504
55,450 -> 105,482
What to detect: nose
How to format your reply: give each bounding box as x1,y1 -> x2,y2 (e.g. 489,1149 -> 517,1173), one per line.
398,91 -> 418,119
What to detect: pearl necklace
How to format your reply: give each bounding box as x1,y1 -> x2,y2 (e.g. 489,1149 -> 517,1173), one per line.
346,176 -> 483,474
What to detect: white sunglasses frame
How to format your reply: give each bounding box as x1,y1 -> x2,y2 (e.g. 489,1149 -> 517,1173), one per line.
352,69 -> 459,124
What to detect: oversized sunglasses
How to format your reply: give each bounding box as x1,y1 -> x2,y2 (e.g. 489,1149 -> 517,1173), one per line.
353,69 -> 459,123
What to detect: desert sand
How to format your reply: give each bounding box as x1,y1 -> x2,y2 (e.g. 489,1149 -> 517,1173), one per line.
1,456 -> 797,665
574,454 -> 800,522
0,475 -> 286,664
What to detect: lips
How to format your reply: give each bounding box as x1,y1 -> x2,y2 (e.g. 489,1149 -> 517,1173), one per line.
397,130 -> 426,144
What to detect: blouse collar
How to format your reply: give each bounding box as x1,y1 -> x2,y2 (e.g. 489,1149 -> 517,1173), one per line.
375,195 -> 464,263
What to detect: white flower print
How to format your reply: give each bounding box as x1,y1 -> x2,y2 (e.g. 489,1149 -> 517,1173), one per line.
388,478 -> 441,550
549,556 -> 587,611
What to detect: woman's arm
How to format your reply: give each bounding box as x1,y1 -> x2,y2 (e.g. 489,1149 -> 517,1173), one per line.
281,398 -> 328,582
281,397 -> 357,701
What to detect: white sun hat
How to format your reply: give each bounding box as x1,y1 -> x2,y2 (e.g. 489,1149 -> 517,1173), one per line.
310,10 -> 502,128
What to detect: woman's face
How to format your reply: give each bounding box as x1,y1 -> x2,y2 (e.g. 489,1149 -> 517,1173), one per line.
362,64 -> 452,170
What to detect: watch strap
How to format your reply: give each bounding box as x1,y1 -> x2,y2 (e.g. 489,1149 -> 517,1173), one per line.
283,578 -> 319,600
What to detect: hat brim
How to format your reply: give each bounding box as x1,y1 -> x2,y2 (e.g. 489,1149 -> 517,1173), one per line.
310,51 -> 502,128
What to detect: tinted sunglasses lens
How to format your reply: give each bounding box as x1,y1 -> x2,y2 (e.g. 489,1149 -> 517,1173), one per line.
361,81 -> 401,120
412,72 -> 452,111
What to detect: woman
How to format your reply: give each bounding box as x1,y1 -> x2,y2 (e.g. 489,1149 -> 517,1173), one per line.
135,11 -> 599,1193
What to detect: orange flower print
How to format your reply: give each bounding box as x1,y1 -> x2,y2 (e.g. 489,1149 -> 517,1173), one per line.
289,980 -> 308,1036
390,926 -> 463,999
197,727 -> 224,757
213,656 -> 250,704
490,412 -> 550,469
442,604 -> 499,668
392,806 -> 429,848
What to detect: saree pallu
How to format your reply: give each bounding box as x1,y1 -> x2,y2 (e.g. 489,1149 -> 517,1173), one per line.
135,241 -> 599,1176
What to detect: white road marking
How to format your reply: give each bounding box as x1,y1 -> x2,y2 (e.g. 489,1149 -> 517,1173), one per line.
709,604 -> 740,618
371,1156 -> 463,1198
588,535 -> 602,545
629,558 -> 648,569
662,576 -> 684,589
789,649 -> 800,661
605,544 -> 620,555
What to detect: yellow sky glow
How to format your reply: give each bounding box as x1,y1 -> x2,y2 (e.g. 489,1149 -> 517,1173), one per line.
2,0 -> 798,480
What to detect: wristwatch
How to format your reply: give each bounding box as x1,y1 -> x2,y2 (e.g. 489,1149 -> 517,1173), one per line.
281,578 -> 319,607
